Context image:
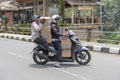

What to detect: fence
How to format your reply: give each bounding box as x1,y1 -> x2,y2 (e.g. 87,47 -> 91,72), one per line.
73,30 -> 120,44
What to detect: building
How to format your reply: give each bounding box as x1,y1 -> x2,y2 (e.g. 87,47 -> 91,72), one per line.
64,0 -> 102,41
14,0 -> 101,25
0,0 -> 21,25
0,0 -> 101,41
0,0 -> 101,26
15,0 -> 59,23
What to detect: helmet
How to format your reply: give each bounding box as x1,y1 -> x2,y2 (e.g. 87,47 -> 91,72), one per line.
51,15 -> 62,23
32,15 -> 40,21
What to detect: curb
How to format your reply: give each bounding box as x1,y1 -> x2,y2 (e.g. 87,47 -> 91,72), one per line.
0,33 -> 32,42
0,33 -> 120,55
86,45 -> 120,55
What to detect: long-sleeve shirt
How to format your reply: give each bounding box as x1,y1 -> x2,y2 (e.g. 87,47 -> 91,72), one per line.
31,22 -> 43,41
50,22 -> 63,40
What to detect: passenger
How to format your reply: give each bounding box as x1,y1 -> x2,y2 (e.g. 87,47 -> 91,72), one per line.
31,15 -> 49,50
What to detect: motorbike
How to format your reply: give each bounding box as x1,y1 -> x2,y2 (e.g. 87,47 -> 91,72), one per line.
31,29 -> 91,65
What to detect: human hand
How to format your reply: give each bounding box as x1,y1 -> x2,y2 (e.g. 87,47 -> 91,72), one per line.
63,34 -> 69,37
40,18 -> 46,24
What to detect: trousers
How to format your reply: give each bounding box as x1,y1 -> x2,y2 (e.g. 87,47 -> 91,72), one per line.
52,40 -> 62,62
34,37 -> 49,51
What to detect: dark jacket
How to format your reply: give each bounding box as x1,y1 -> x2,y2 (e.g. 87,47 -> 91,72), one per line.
50,22 -> 63,39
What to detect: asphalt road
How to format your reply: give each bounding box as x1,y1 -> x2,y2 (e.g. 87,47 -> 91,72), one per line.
0,38 -> 120,80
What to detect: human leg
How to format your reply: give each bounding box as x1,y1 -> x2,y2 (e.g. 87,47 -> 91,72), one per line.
34,37 -> 49,51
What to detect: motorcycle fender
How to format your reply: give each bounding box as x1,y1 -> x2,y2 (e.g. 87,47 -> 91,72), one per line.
78,47 -> 89,52
72,47 -> 89,58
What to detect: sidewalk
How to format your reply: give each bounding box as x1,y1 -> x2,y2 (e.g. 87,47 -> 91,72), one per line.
0,33 -> 120,55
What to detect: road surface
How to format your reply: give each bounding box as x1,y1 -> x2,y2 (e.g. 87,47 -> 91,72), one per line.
0,38 -> 120,80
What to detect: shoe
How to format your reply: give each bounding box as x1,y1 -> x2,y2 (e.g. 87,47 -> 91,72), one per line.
53,63 -> 62,68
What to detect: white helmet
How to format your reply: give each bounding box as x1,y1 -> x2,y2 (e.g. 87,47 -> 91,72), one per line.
51,15 -> 62,23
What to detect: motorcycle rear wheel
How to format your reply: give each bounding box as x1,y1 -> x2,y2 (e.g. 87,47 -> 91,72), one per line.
75,50 -> 91,65
33,52 -> 48,65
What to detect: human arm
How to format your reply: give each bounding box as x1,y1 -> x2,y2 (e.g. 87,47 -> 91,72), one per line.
51,24 -> 66,37
31,22 -> 43,32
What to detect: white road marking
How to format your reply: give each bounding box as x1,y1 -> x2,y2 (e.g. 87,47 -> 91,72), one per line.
56,68 -> 92,80
7,51 -> 32,61
0,50 -> 32,61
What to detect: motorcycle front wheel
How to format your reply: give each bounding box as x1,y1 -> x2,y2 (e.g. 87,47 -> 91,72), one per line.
75,50 -> 91,65
33,51 -> 48,65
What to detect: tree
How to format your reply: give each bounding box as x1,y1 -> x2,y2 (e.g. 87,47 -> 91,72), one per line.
102,0 -> 120,31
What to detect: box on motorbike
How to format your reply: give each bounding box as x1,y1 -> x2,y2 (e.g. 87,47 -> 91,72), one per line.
61,40 -> 71,49
59,27 -> 72,57
59,27 -> 68,40
40,17 -> 52,43
41,26 -> 52,43
61,40 -> 71,57
40,17 -> 51,27
62,48 -> 71,58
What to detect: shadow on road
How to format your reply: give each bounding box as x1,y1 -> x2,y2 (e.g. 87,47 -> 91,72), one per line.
29,63 -> 91,69
29,64 -> 53,69
61,63 -> 91,68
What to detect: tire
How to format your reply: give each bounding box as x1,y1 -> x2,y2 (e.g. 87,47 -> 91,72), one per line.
33,51 -> 48,65
75,50 -> 91,65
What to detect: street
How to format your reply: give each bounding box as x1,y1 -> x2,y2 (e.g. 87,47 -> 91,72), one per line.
0,38 -> 120,80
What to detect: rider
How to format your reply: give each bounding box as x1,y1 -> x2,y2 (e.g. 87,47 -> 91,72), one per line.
31,15 -> 49,50
50,15 -> 71,67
